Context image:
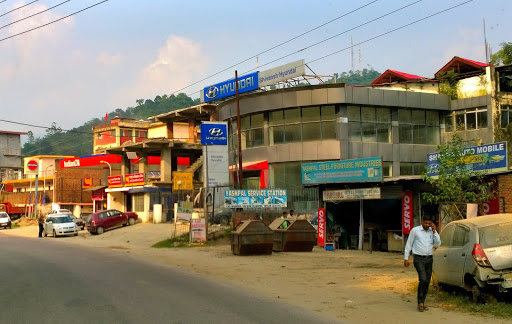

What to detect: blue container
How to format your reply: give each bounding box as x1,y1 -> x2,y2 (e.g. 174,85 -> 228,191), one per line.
325,245 -> 334,251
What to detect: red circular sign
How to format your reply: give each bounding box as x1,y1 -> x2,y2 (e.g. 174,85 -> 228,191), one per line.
27,160 -> 38,171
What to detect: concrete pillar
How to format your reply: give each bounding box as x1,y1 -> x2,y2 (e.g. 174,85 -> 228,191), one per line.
121,154 -> 130,178
188,118 -> 196,143
139,152 -> 148,182
161,148 -> 172,183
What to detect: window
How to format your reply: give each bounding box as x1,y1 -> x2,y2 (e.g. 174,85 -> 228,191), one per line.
452,226 -> 469,247
241,113 -> 264,148
448,107 -> 488,131
439,225 -> 454,245
124,130 -> 133,137
400,162 -> 426,175
349,106 -> 390,143
135,130 -> 140,137
399,110 -> 440,145
110,130 -> 115,138
501,105 -> 512,128
140,131 -> 147,138
134,194 -> 144,212
270,162 -> 303,189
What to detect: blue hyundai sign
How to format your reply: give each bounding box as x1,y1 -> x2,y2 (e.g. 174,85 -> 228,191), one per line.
203,71 -> 259,102
201,122 -> 228,145
427,141 -> 507,177
301,157 -> 383,185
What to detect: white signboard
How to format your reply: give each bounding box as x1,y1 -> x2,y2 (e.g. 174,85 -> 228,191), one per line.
258,59 -> 306,87
323,188 -> 381,201
190,218 -> 206,242
204,144 -> 229,187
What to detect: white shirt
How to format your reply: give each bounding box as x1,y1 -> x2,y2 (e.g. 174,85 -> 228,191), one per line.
404,225 -> 441,260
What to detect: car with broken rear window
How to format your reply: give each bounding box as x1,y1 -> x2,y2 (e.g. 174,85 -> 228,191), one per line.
433,214 -> 512,302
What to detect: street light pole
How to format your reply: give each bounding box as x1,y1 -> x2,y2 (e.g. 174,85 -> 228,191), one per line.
100,161 -> 112,176
52,170 -> 57,210
43,165 -> 53,209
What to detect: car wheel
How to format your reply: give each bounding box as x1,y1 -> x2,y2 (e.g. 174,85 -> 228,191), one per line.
472,285 -> 481,303
220,216 -> 229,226
128,217 -> 135,225
74,233 -> 78,236
96,226 -> 104,235
53,230 -> 58,238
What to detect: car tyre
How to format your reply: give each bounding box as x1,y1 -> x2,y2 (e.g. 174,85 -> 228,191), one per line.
96,226 -> 104,235
220,216 -> 229,226
74,233 -> 78,236
128,217 -> 135,225
472,285 -> 481,303
53,230 -> 58,238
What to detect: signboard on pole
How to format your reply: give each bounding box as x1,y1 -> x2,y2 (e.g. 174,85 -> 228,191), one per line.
190,218 -> 206,242
108,175 -> 122,188
258,59 -> 306,87
200,122 -> 228,145
83,177 -> 93,189
402,190 -> 413,235
317,208 -> 326,247
173,172 -> 194,190
177,201 -> 193,222
427,141 -> 507,177
25,159 -> 39,175
224,189 -> 287,208
301,157 -> 383,185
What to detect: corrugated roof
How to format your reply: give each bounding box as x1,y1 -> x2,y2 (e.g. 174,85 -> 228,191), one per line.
370,69 -> 426,85
434,56 -> 488,78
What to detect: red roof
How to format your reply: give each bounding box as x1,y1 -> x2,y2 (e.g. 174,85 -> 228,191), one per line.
434,56 -> 488,78
370,69 -> 426,85
0,130 -> 28,135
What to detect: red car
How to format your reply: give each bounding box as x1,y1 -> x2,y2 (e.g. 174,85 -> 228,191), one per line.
86,209 -> 138,235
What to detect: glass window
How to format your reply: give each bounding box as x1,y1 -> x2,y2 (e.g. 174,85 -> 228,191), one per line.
348,106 -> 360,121
382,162 -> 392,177
285,124 -> 301,142
398,110 -> 411,124
285,108 -> 301,124
455,114 -> 465,131
413,125 -> 426,144
241,116 -> 250,130
110,130 -> 115,137
400,163 -> 413,175
269,111 -> 283,126
426,127 -> 440,145
362,123 -> 376,142
134,194 -> 144,212
376,108 -> 391,123
452,226 -> 469,247
502,110 -> 509,128
270,126 -> 285,145
426,111 -> 439,125
302,123 -> 321,141
413,163 -> 426,175
361,107 -> 376,122
399,125 -> 412,144
376,124 -> 390,142
348,122 -> 361,141
445,114 -> 454,132
322,121 -> 337,140
270,162 -> 303,189
302,107 -> 320,122
477,111 -> 487,128
321,106 -> 336,120
440,225 -> 454,245
412,110 -> 425,124
251,114 -> 264,128
466,111 -> 476,130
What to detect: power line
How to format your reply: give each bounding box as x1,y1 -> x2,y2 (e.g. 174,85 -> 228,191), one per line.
167,0 -> 380,96
0,0 -> 109,43
0,0 -> 72,31
0,0 -> 40,18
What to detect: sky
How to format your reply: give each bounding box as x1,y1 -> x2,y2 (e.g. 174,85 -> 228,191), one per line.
0,0 -> 510,137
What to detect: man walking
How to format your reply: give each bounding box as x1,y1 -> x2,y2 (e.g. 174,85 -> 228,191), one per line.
38,215 -> 45,238
404,216 -> 441,312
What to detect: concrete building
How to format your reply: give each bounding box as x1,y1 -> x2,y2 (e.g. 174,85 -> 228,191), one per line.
0,130 -> 26,184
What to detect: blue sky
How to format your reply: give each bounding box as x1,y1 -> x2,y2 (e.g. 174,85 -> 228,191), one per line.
0,0 -> 510,136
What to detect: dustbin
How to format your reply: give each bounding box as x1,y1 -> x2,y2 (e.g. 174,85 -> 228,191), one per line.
350,235 -> 358,249
269,219 -> 316,252
231,220 -> 273,255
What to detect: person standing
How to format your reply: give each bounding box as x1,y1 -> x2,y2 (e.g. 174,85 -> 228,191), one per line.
38,215 -> 45,238
404,216 -> 441,312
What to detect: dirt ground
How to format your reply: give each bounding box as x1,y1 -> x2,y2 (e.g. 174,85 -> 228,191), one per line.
3,224 -> 512,324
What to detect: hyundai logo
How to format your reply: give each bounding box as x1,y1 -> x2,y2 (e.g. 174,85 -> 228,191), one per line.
209,128 -> 224,137
205,86 -> 219,99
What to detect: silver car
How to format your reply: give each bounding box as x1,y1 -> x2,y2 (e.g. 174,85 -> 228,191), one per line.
433,214 -> 512,301
43,215 -> 78,238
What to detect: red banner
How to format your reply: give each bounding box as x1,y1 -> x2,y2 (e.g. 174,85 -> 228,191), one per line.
483,178 -> 499,215
402,191 -> 413,235
108,175 -> 122,188
317,208 -> 326,247
125,173 -> 144,187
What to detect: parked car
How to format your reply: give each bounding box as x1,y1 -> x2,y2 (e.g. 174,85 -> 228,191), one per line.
48,210 -> 84,230
71,215 -> 85,230
86,209 -> 138,235
47,209 -> 72,215
43,215 -> 78,237
209,208 -> 232,225
0,212 -> 11,229
433,214 -> 512,302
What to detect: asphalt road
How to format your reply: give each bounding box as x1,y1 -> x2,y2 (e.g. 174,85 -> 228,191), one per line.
0,234 -> 341,324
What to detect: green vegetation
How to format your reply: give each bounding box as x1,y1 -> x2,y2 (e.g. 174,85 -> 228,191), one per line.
432,288 -> 512,318
152,232 -> 191,248
329,69 -> 381,86
492,42 -> 512,66
22,93 -> 199,157
438,70 -> 459,100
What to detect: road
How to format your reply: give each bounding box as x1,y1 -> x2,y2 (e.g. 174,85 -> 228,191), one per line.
0,234 -> 340,324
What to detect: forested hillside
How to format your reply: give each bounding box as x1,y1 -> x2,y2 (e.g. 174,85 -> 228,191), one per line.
22,93 -> 199,157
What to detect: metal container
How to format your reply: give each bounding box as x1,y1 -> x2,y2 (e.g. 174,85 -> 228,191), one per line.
269,219 -> 316,252
231,220 -> 273,255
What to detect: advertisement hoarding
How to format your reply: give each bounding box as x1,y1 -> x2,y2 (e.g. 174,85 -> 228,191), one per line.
258,59 -> 306,87
323,188 -> 381,201
317,208 -> 326,247
203,72 -> 259,102
200,122 -> 228,145
125,173 -> 144,187
301,157 -> 383,185
107,175 -> 122,188
83,177 -> 93,189
402,190 -> 413,235
173,172 -> 194,190
224,189 -> 287,208
190,219 -> 206,242
204,145 -> 229,187
427,142 -> 507,177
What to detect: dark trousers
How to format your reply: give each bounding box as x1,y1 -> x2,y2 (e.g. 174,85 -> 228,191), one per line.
38,224 -> 44,237
413,254 -> 433,305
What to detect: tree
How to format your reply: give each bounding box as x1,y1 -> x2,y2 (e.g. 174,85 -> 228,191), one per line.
45,122 -> 62,136
135,99 -> 144,106
437,71 -> 459,100
491,42 -> 512,66
422,134 -> 497,222
333,69 -> 381,86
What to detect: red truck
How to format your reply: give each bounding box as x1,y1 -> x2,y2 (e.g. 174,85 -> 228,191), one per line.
0,202 -> 30,220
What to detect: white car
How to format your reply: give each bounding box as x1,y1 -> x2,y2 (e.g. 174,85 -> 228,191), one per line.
0,212 -> 11,229
43,215 -> 78,237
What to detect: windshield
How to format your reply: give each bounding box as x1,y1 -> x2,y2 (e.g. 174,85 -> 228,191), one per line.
53,216 -> 73,224
0,213 -> 9,219
480,222 -> 512,248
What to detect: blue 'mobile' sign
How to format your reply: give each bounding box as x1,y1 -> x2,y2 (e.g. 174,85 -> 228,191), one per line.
301,157 -> 383,185
203,71 -> 259,102
427,141 -> 507,177
201,122 -> 228,145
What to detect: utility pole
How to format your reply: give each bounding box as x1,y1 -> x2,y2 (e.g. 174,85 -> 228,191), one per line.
235,70 -> 243,189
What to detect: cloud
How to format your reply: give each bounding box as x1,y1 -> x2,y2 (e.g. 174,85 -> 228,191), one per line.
129,35 -> 208,99
97,52 -> 125,66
